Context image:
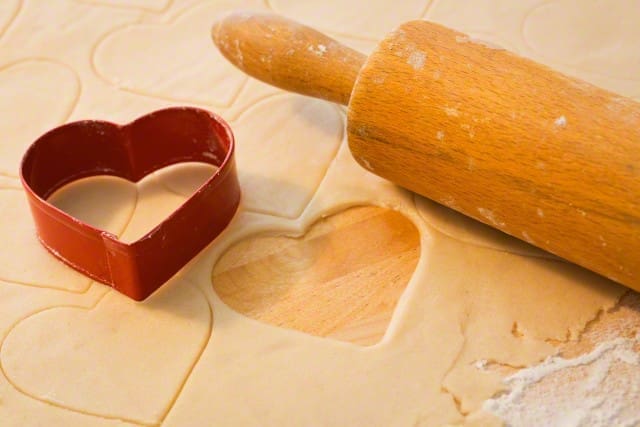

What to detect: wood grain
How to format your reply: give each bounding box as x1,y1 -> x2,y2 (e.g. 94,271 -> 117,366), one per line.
213,11 -> 365,105
348,21 -> 640,291
212,206 -> 420,346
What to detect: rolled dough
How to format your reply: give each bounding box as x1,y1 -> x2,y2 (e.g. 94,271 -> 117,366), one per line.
0,0 -> 638,426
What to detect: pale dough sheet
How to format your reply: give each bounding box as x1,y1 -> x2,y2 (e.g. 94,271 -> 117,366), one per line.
0,1 -> 639,426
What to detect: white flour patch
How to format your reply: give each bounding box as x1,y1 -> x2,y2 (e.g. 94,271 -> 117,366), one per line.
233,39 -> 244,66
598,235 -> 608,248
372,74 -> 386,84
484,336 -> 640,427
307,44 -> 327,56
441,195 -> 458,209
554,115 -> 567,128
443,106 -> 460,117
478,208 -> 506,228
407,50 -> 426,70
474,359 -> 488,370
359,157 -> 374,171
521,231 -> 534,244
467,157 -> 475,171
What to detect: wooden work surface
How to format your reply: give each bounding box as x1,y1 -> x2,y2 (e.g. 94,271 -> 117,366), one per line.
212,205 -> 640,348
212,206 -> 420,346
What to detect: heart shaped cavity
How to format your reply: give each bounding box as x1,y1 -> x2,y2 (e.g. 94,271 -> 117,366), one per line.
0,60 -> 79,175
212,205 -> 420,346
1,279 -> 211,425
232,95 -> 343,218
523,0 -> 640,81
93,0 -> 265,106
270,0 -> 431,39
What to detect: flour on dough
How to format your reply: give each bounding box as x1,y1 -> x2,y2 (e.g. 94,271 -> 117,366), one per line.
0,0 -> 637,426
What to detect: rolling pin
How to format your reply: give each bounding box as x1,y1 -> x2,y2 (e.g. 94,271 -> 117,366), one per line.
212,12 -> 640,292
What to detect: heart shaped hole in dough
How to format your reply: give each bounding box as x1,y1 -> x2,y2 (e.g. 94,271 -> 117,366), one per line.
212,205 -> 421,346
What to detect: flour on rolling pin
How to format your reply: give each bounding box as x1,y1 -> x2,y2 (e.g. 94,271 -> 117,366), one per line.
214,12 -> 366,105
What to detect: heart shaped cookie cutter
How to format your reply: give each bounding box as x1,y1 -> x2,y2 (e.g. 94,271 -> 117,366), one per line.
20,107 -> 241,301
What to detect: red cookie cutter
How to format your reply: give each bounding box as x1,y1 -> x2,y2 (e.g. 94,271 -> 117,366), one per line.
20,107 -> 241,301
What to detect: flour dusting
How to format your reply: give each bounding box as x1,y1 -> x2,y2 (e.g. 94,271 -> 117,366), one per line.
477,208 -> 506,228
521,231 -> 534,244
359,157 -> 374,171
554,115 -> 567,128
407,50 -> 426,70
307,44 -> 327,56
484,335 -> 640,427
443,106 -> 460,117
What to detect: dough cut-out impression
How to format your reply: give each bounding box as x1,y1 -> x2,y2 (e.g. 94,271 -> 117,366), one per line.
212,205 -> 420,346
232,95 -> 343,218
0,189 -> 92,292
523,0 -> 640,80
0,0 -> 20,36
0,60 -> 79,176
2,281 -> 211,425
93,0 -> 266,106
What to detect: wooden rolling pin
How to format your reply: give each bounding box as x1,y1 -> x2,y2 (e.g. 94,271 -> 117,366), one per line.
212,12 -> 640,292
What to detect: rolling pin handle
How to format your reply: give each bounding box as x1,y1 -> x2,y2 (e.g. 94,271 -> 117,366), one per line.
212,11 -> 366,105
